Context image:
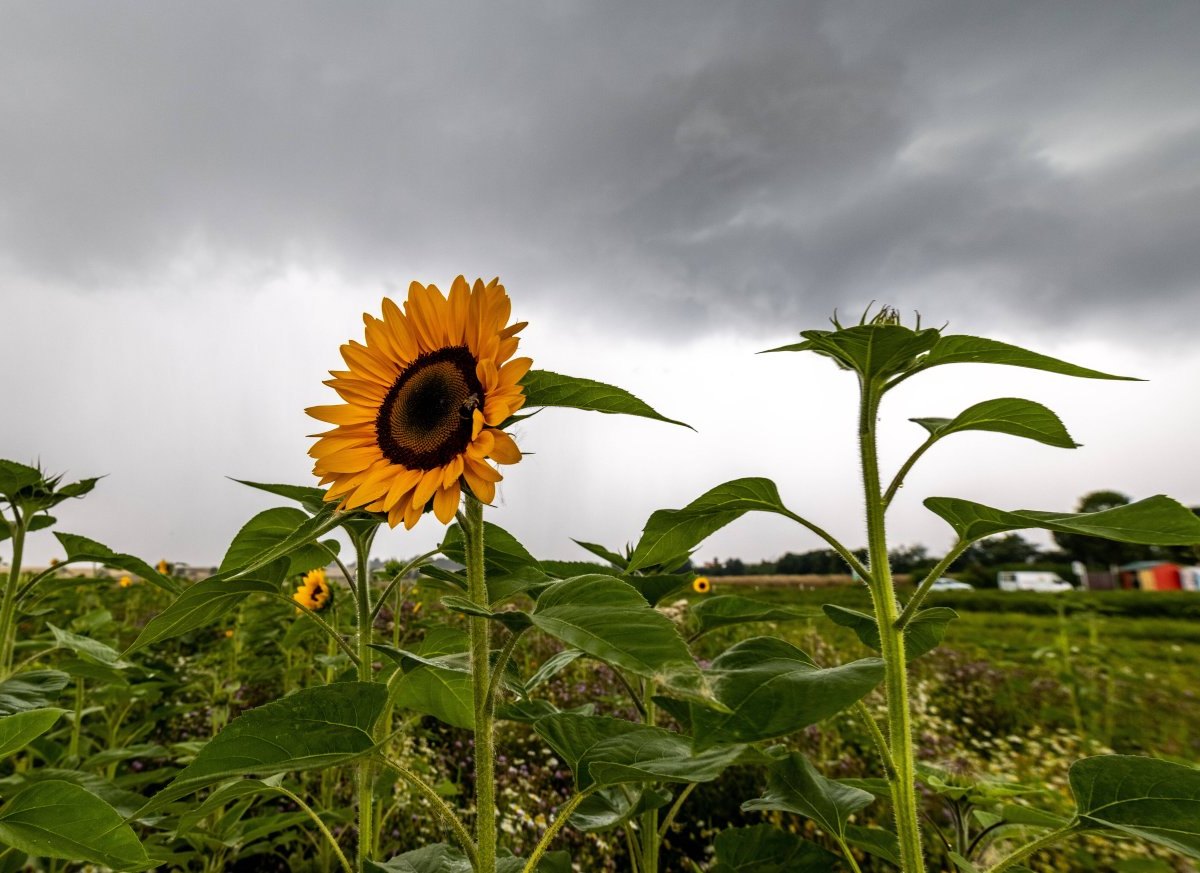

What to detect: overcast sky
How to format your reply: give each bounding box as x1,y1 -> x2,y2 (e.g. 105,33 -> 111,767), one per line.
3,1 -> 1199,570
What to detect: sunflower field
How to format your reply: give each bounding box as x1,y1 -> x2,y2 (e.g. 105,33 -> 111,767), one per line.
1,280 -> 1198,873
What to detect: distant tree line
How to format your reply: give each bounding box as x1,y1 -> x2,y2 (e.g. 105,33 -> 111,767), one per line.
699,490 -> 1200,588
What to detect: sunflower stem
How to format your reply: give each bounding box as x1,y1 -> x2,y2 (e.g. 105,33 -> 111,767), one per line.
352,527 -> 379,871
640,683 -> 659,873
464,495 -> 497,872
858,380 -> 925,873
0,505 -> 27,676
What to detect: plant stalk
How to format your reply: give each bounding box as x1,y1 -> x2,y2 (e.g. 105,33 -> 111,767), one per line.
640,685 -> 659,873
0,506 -> 26,675
859,382 -> 925,873
982,823 -> 1077,873
353,528 -> 378,871
464,496 -> 497,872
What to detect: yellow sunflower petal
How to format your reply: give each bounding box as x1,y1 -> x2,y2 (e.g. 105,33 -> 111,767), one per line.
462,465 -> 496,505
306,404 -> 375,426
433,480 -> 461,524
487,429 -> 522,465
410,468 -> 443,510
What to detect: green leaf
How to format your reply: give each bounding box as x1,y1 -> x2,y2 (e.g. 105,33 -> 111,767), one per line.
742,752 -> 874,840
26,514 -> 56,533
570,785 -> 672,832
710,823 -> 840,873
926,494 -> 1200,545
0,709 -> 65,760
529,575 -> 706,701
232,479 -> 329,514
56,477 -> 101,499
440,521 -> 543,577
689,638 -> 884,750
524,648 -> 583,694
823,605 -> 958,660
844,825 -> 901,867
765,324 -> 941,383
0,671 -> 70,715
47,624 -> 129,668
1070,755 -> 1200,858
911,398 -> 1079,449
620,574 -> 692,607
220,507 -> 339,578
125,576 -> 280,653
0,460 -> 44,497
53,532 -> 181,594
160,682 -> 386,802
913,334 -> 1136,381
440,596 -> 532,632
224,505 -> 346,580
626,478 -> 796,574
692,595 -> 821,636
0,780 -> 149,869
572,539 -> 628,569
534,714 -> 742,790
390,661 -> 475,730
521,369 -> 690,428
366,845 -> 570,873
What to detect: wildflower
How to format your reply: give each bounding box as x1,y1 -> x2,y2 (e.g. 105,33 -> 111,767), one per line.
224,629 -> 235,638
307,277 -> 527,528
692,576 -> 712,594
156,559 -> 170,575
118,575 -> 133,588
293,568 -> 333,612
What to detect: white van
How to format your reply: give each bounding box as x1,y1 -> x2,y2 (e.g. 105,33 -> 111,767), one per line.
997,571 -> 1073,593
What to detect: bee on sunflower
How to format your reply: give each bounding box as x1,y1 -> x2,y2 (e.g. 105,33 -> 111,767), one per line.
307,277 -> 527,529
293,568 -> 333,612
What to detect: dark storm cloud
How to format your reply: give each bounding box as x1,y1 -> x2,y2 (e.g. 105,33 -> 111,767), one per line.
2,1 -> 1198,335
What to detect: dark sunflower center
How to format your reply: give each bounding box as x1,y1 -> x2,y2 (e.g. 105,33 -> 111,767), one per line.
376,346 -> 482,470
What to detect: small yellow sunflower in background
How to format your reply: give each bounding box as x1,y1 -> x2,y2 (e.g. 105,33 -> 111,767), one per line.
156,559 -> 170,575
224,629 -> 235,639
49,558 -> 59,567
692,576 -> 712,594
118,575 -> 133,588
307,277 -> 527,528
293,568 -> 333,612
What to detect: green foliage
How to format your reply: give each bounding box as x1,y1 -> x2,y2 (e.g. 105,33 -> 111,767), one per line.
0,708 -> 64,759
742,751 -> 875,840
689,595 -> 821,636
54,532 -> 181,594
823,604 -> 958,659
520,369 -> 690,428
126,576 -> 280,653
219,506 -> 340,578
0,671 -> 70,715
911,397 -> 1079,449
710,824 -> 839,873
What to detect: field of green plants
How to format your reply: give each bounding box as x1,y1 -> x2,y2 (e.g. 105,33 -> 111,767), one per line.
2,288 -> 1198,873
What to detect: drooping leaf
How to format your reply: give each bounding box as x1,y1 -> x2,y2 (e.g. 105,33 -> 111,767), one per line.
0,671 -> 70,715
689,637 -> 884,750
534,713 -> 742,790
0,708 -> 65,760
440,596 -> 532,632
125,576 -> 280,653
529,575 -> 706,701
524,648 -> 583,694
520,369 -> 690,428
844,825 -> 902,867
911,398 -> 1079,449
1,768 -> 147,819
742,752 -> 875,840
570,785 -> 672,832
571,539 -> 628,569
823,605 -> 958,660
157,682 -> 386,803
27,514 -> 57,533
220,506 -> 339,578
710,823 -> 840,873
53,532 -> 181,594
926,495 -> 1200,545
47,625 -> 129,668
0,780 -> 150,869
1070,755 -> 1200,858
913,334 -> 1136,381
692,595 -> 821,636
626,479 -> 796,574
232,479 -> 329,514
175,775 -> 286,835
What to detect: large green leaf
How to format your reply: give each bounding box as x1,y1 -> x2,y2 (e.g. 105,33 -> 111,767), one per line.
0,671 -> 70,715
911,398 -> 1078,449
0,460 -> 43,497
224,505 -> 345,580
440,520 -> 543,576
913,334 -> 1135,381
765,324 -> 940,382
626,479 -> 795,574
569,785 -> 671,832
710,824 -> 840,873
534,713 -> 742,790
520,369 -> 690,428
48,624 -> 130,668
53,532 -> 181,594
159,682 -> 386,802
742,752 -> 875,840
125,576 -> 280,654
691,595 -> 821,636
220,507 -> 339,578
366,845 -> 569,873
0,780 -> 150,869
0,709 -> 65,760
823,605 -> 957,660
1070,755 -> 1200,858
232,479 -> 329,514
377,632 -> 479,729
175,775 -> 286,835
529,575 -> 706,701
689,638 -> 884,750
926,495 -> 1200,545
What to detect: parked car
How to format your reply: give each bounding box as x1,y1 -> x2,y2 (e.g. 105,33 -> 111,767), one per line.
929,578 -> 974,591
997,571 -> 1074,592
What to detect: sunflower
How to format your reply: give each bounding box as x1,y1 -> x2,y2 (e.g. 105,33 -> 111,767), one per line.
307,277 -> 528,528
156,559 -> 170,575
118,575 -> 133,588
692,576 -> 712,594
294,568 -> 333,612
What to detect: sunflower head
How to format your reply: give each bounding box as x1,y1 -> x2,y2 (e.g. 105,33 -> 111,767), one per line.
118,575 -> 133,588
294,568 -> 333,612
156,559 -> 170,575
308,277 -> 528,529
692,576 -> 712,594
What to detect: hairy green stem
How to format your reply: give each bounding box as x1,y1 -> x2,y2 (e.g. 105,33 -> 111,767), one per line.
982,823 -> 1077,873
521,790 -> 593,873
379,755 -> 478,867
895,541 -> 971,628
656,782 -> 696,840
640,685 -> 659,873
273,784 -> 355,873
464,496 -> 497,871
485,629 -> 525,712
0,505 -> 26,675
854,699 -> 896,777
780,509 -> 873,583
859,383 -> 925,873
835,837 -> 866,873
266,593 -> 360,666
882,434 -> 938,509
353,528 -> 378,871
